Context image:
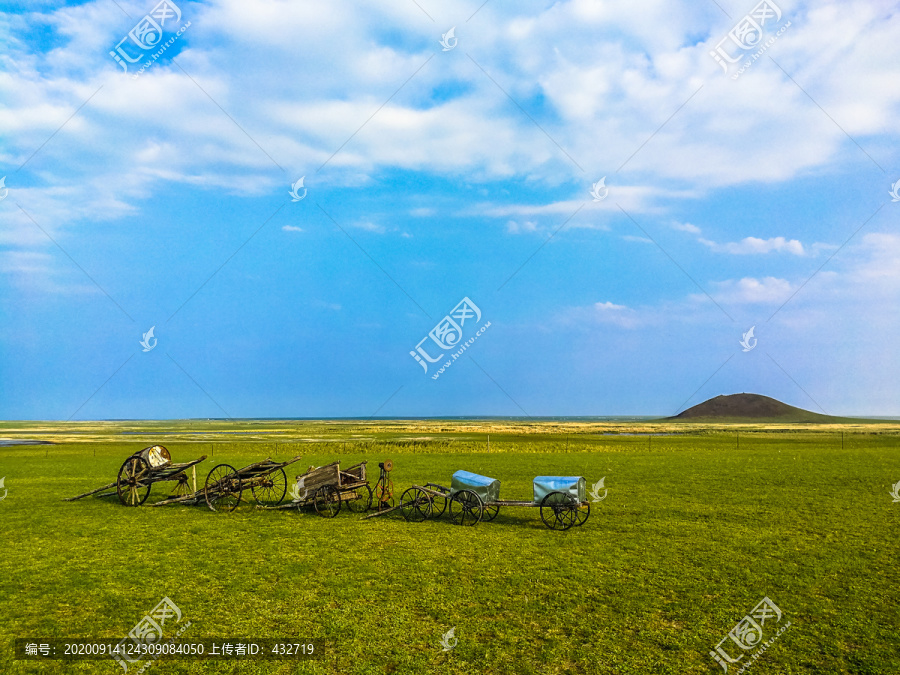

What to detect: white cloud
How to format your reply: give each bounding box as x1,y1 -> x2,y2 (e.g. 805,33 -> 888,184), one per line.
282,225 -> 303,232
506,219 -> 538,234
7,0 -> 895,205
560,300 -> 647,329
699,236 -> 806,255
591,300 -> 642,329
839,232 -> 900,289
409,207 -> 435,217
0,250 -> 98,294
350,219 -> 385,233
478,185 -> 698,222
707,276 -> 795,304
2,0 -> 899,288
672,221 -> 701,234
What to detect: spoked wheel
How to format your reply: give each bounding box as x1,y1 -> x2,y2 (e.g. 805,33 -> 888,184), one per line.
251,468 -> 287,507
540,491 -> 578,531
575,500 -> 591,527
346,484 -> 373,513
117,456 -> 151,506
313,485 -> 342,518
482,504 -> 500,522
429,493 -> 447,519
400,487 -> 433,522
205,464 -> 242,512
173,474 -> 191,497
449,489 -> 483,526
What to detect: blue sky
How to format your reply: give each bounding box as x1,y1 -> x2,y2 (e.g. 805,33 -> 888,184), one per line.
1,0 -> 898,419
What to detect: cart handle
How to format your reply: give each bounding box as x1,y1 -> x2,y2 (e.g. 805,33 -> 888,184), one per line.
425,482 -> 449,493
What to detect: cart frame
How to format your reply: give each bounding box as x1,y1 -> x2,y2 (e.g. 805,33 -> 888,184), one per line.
152,456 -> 303,512
64,449 -> 207,507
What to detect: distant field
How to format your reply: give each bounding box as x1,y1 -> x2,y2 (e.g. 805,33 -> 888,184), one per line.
1,423 -> 899,674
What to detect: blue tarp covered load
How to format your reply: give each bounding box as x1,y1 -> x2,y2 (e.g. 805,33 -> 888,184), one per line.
450,470 -> 501,502
533,476 -> 586,503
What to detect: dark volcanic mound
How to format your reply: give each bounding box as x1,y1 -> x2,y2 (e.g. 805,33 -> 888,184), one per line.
670,393 -> 833,422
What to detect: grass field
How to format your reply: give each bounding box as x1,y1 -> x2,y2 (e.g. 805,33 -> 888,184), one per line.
1,424 -> 899,674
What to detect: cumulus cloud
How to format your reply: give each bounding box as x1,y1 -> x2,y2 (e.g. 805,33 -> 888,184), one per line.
707,276 -> 795,304
6,0 -> 896,211
2,0 -> 899,290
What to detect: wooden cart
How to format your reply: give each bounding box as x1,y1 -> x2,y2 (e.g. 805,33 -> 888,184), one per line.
152,456 -> 302,512
64,446 -> 207,507
265,460 -> 373,517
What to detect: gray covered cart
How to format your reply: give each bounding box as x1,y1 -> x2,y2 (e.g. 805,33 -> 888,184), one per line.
396,470 -> 591,530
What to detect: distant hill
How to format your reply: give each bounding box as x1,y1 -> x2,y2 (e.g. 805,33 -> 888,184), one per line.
669,393 -> 836,423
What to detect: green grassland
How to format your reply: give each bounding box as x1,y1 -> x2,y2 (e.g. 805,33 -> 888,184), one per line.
1,423 -> 899,674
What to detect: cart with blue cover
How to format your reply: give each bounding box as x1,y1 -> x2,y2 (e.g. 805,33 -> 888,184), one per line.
397,470 -> 591,530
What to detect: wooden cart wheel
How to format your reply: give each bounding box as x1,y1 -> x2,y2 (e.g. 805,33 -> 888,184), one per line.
400,487 -> 433,522
251,467 -> 287,507
429,493 -> 447,519
540,491 -> 578,531
313,485 -> 342,518
117,456 -> 151,506
449,489 -> 483,526
173,474 -> 190,496
346,484 -> 373,513
482,504 -> 500,522
205,464 -> 242,512
575,501 -> 590,527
